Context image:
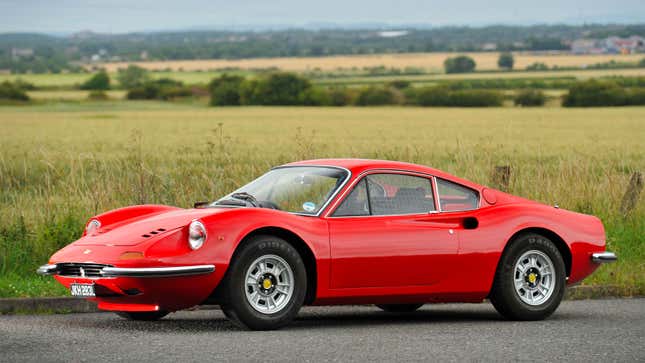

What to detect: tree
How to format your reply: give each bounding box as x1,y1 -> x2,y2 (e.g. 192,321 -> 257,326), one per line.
209,74 -> 244,106
444,55 -> 476,74
247,72 -> 312,105
80,70 -> 110,90
497,52 -> 514,70
117,65 -> 150,89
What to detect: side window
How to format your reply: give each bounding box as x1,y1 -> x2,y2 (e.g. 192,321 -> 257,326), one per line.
332,179 -> 369,217
367,174 -> 435,215
436,178 -> 479,212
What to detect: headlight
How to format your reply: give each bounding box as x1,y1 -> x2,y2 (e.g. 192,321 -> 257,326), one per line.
188,220 -> 207,250
85,219 -> 101,236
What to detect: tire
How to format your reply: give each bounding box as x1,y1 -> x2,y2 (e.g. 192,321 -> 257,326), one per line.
490,233 -> 566,321
375,303 -> 424,313
221,235 -> 306,330
116,311 -> 169,321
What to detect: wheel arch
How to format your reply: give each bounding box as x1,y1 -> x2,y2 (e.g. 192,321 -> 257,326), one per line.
237,226 -> 318,305
504,227 -> 572,278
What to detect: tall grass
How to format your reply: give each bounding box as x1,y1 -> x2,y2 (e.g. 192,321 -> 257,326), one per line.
0,103 -> 643,296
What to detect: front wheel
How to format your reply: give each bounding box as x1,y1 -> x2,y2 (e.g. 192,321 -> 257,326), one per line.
490,233 -> 566,320
375,304 -> 424,313
221,235 -> 306,330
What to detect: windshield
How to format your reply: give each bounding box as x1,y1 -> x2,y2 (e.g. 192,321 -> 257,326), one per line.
214,166 -> 349,215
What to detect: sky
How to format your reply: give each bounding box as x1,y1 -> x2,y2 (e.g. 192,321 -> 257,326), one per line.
1,0 -> 644,34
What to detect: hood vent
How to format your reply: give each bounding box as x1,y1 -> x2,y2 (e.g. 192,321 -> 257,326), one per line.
142,228 -> 167,238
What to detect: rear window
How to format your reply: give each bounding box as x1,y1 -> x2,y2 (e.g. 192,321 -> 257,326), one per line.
436,178 -> 479,212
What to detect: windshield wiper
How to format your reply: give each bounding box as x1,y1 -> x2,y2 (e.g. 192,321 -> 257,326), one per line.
229,192 -> 260,207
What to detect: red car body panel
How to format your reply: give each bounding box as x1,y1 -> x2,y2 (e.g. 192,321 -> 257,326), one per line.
45,159 -> 607,312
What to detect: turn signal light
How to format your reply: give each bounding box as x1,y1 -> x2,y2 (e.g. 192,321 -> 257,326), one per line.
119,251 -> 144,260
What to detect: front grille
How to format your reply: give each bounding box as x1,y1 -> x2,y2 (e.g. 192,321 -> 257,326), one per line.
57,263 -> 113,278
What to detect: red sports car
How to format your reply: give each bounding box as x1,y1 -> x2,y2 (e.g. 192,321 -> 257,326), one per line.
38,159 -> 616,330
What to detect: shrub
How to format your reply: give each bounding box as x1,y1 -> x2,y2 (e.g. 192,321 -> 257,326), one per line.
444,55 -> 476,74
126,83 -> 160,100
299,87 -> 332,106
388,80 -> 412,89
126,79 -> 192,100
498,52 -> 514,70
562,80 -> 626,107
526,62 -> 549,71
413,86 -> 502,107
247,72 -> 312,105
80,70 -> 110,90
209,74 -> 244,106
87,90 -> 109,101
0,81 -> 30,101
355,86 -> 398,106
117,65 -> 151,89
327,87 -> 352,106
514,89 -> 546,107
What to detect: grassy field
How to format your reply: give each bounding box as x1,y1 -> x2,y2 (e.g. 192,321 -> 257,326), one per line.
95,52 -> 645,72
0,102 -> 642,297
2,68 -> 645,89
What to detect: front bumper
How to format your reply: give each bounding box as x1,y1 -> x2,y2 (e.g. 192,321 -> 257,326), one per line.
591,251 -> 618,263
37,263 -> 215,278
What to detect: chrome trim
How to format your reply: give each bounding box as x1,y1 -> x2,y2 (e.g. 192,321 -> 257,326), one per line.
100,264 -> 215,278
591,252 -> 617,263
37,264 -> 58,276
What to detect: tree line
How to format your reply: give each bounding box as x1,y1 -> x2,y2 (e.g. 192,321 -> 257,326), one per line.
2,24 -> 645,73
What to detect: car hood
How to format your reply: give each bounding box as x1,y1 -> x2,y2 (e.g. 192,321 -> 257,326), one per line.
75,208 -> 229,246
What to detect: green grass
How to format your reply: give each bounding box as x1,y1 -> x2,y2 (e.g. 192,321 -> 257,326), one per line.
2,67 -> 644,89
0,103 -> 643,297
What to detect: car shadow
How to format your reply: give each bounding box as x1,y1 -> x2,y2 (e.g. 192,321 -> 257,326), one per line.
79,305 -> 582,333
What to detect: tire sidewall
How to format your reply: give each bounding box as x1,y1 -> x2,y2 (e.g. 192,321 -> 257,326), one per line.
226,235 -> 306,329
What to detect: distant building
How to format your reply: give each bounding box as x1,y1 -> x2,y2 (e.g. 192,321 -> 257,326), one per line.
571,35 -> 644,54
11,48 -> 34,60
481,43 -> 497,51
604,36 -> 645,54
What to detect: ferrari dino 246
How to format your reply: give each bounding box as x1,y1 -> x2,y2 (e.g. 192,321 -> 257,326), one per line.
38,159 -> 616,330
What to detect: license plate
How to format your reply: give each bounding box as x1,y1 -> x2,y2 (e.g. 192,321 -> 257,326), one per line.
70,283 -> 95,297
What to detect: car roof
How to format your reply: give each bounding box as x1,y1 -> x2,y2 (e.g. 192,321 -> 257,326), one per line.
282,158 -> 483,191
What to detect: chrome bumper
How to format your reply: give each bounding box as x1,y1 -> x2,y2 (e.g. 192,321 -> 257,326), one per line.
37,264 -> 215,278
591,252 -> 617,263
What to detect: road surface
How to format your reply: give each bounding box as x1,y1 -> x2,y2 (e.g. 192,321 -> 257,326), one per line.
1,298 -> 643,362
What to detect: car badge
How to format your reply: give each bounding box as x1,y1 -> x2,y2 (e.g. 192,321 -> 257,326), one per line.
79,267 -> 86,278
84,249 -> 92,254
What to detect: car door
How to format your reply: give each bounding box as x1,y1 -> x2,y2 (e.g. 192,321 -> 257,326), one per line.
327,172 -> 459,289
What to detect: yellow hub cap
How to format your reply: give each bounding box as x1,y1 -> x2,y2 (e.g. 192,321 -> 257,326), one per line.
262,278 -> 273,289
528,273 -> 537,284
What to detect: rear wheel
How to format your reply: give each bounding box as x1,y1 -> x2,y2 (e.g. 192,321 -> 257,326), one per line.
116,311 -> 168,321
490,233 -> 566,320
375,303 -> 424,313
221,235 -> 306,330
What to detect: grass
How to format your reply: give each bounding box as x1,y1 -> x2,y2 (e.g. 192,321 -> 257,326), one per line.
2,65 -> 644,90
0,103 -> 643,297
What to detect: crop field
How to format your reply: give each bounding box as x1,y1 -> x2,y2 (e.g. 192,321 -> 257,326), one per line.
95,52 -> 645,72
2,68 -> 645,90
0,103 -> 642,297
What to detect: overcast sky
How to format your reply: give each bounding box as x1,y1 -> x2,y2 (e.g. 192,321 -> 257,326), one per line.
1,0 -> 644,34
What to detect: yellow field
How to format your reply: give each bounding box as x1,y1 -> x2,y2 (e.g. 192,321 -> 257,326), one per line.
0,104 -> 643,296
27,90 -> 127,100
98,52 -> 645,72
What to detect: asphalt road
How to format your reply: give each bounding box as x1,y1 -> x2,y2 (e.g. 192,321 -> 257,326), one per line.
1,298 -> 643,362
